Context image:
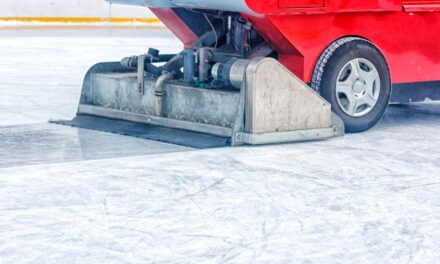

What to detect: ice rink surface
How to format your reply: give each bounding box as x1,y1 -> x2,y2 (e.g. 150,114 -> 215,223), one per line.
1,28 -> 440,263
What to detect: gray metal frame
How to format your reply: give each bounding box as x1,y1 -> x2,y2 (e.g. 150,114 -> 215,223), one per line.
78,104 -> 233,137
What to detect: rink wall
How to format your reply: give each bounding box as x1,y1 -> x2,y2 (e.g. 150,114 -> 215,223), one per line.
0,0 -> 158,25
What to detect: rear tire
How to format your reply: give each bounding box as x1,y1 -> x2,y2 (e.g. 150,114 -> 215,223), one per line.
311,37 -> 391,133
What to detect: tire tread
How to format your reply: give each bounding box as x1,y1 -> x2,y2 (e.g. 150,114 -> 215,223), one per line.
311,37 -> 362,92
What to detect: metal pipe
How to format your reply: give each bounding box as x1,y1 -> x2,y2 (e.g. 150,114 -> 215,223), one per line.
198,48 -> 213,83
190,26 -> 225,48
227,16 -> 232,45
121,54 -> 177,69
162,53 -> 184,77
154,72 -> 174,117
183,49 -> 196,83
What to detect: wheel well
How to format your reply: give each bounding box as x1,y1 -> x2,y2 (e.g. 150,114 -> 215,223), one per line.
311,36 -> 391,92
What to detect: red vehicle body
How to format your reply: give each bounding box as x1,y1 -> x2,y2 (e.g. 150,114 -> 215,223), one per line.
152,0 -> 440,103
106,0 -> 440,132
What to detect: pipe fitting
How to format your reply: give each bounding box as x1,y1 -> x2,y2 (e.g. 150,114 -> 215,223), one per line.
154,72 -> 174,117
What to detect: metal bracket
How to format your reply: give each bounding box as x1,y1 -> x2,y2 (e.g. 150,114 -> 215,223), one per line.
230,72 -> 247,146
137,54 -> 146,95
235,126 -> 339,145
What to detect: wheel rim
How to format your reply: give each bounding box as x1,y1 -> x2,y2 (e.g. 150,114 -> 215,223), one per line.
335,58 -> 381,117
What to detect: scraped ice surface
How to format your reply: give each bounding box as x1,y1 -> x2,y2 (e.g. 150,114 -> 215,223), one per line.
1,29 -> 440,263
0,123 -> 189,168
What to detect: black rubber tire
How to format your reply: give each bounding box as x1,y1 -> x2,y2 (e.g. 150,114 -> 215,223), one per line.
311,37 -> 391,133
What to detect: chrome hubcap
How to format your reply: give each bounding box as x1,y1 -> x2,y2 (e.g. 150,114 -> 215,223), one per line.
336,58 -> 381,117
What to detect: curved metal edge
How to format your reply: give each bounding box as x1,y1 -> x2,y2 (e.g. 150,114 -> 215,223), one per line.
244,57 -> 345,143
247,57 -> 332,108
79,62 -> 131,107
106,0 -> 176,8
106,0 -> 254,13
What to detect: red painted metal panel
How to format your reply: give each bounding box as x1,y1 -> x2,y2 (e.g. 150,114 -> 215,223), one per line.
150,8 -> 198,48
278,0 -> 324,9
245,0 -> 402,14
244,11 -> 440,84
404,5 -> 440,11
403,0 -> 440,3
403,0 -> 440,11
151,1 -> 440,86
